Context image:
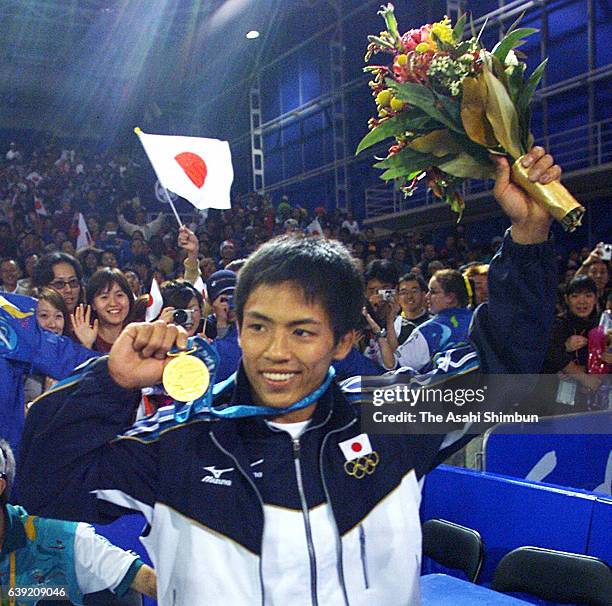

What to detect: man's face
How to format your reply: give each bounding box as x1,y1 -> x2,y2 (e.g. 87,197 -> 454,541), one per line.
588,261 -> 609,292
212,291 -> 236,324
398,280 -> 426,314
365,278 -> 394,311
49,262 -> 80,313
239,282 -> 352,415
0,261 -> 20,288
472,274 -> 489,305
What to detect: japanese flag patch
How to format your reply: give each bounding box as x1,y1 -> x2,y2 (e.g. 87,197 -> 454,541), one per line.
339,434 -> 373,461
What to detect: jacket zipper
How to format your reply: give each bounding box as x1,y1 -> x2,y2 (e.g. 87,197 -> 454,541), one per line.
210,432 -> 267,606
359,525 -> 369,589
320,416 -> 357,606
293,437 -> 319,606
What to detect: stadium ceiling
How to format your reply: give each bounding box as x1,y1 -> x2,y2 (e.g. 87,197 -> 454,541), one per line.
0,0 -> 355,139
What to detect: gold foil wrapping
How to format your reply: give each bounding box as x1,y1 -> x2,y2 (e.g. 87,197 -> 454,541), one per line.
511,157 -> 585,232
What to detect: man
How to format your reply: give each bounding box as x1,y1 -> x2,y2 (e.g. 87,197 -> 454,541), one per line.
463,263 -> 489,306
205,269 -> 241,382
19,149 -> 559,604
0,259 -> 21,294
0,440 -> 156,603
394,272 -> 431,345
118,202 -> 165,242
362,259 -> 399,368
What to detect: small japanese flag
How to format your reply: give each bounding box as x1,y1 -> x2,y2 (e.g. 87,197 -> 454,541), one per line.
76,213 -> 93,251
339,434 -> 373,462
193,275 -> 207,301
306,217 -> 323,236
146,277 -> 163,322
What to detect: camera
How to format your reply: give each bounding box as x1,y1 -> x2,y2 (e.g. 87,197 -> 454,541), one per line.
378,289 -> 397,301
173,309 -> 194,327
600,243 -> 612,262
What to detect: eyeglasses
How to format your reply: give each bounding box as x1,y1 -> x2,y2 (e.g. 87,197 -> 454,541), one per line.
49,278 -> 80,290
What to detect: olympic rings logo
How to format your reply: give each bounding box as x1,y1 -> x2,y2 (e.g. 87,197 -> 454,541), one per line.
343,452 -> 380,479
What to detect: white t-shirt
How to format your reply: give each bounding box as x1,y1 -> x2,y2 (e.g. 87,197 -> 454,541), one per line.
266,419 -> 310,439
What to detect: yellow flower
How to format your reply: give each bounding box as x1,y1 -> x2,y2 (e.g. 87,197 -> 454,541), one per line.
431,17 -> 454,45
415,42 -> 431,53
376,89 -> 393,107
390,97 -> 406,112
395,53 -> 408,66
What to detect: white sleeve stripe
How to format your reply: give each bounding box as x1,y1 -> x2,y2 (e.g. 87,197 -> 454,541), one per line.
74,523 -> 139,595
92,489 -> 153,523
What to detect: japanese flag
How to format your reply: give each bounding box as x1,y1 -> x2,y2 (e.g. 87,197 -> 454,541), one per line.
33,195 -> 48,217
306,217 -> 323,236
339,434 -> 373,462
193,275 -> 207,302
76,213 -> 93,251
146,277 -> 163,322
135,128 -> 233,210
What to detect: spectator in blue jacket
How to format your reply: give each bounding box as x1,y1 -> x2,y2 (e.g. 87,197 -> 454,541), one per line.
0,293 -> 97,448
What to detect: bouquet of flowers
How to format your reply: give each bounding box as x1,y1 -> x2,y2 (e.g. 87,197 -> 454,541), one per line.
356,4 -> 585,231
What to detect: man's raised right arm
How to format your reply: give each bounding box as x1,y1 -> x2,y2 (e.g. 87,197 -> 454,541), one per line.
17,322 -> 188,523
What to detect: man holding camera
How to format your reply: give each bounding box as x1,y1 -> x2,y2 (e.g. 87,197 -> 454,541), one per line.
205,269 -> 241,381
19,149 -> 560,605
362,259 -> 400,369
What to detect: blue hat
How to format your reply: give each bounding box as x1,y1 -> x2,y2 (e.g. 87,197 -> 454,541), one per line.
206,270 -> 237,303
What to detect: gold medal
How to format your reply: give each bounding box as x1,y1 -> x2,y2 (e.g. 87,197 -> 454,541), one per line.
162,351 -> 210,402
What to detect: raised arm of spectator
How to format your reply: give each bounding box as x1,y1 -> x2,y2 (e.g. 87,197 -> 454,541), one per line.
575,243 -> 604,277
178,225 -> 201,284
362,307 -> 397,370
146,212 -> 166,238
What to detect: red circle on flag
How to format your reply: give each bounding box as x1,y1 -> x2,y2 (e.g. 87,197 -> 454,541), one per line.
351,442 -> 362,453
146,294 -> 153,308
175,152 -> 207,189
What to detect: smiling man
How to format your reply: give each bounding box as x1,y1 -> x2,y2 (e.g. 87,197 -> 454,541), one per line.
19,150 -> 560,605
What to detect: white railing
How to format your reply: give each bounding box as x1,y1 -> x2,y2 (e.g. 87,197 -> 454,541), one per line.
364,118 -> 612,219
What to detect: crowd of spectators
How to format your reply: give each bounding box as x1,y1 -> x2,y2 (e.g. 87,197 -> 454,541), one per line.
1,139 -> 610,421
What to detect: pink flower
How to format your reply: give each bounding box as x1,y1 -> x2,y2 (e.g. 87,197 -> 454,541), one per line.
400,28 -> 422,52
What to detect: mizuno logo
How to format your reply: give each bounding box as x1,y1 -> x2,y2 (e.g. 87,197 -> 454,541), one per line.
201,466 -> 234,486
203,465 -> 234,479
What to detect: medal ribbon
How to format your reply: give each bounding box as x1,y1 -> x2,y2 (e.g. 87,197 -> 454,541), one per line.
201,366 -> 336,419
171,338 -> 335,422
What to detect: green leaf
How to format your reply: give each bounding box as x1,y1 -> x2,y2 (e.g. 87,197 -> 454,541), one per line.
387,79 -> 463,132
374,147 -> 441,178
492,27 -> 538,63
453,13 -> 467,41
506,11 -> 527,37
356,111 -> 424,155
506,63 -> 526,105
439,153 -> 496,179
518,58 -> 548,113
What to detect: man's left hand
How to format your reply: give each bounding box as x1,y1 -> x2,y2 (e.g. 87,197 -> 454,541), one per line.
491,147 -> 561,244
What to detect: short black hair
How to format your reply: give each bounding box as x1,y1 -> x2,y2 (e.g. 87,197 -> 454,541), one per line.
364,259 -> 398,287
399,272 -> 428,292
87,266 -> 134,303
32,252 -> 83,288
161,280 -> 203,309
565,275 -> 597,297
236,236 -> 364,342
